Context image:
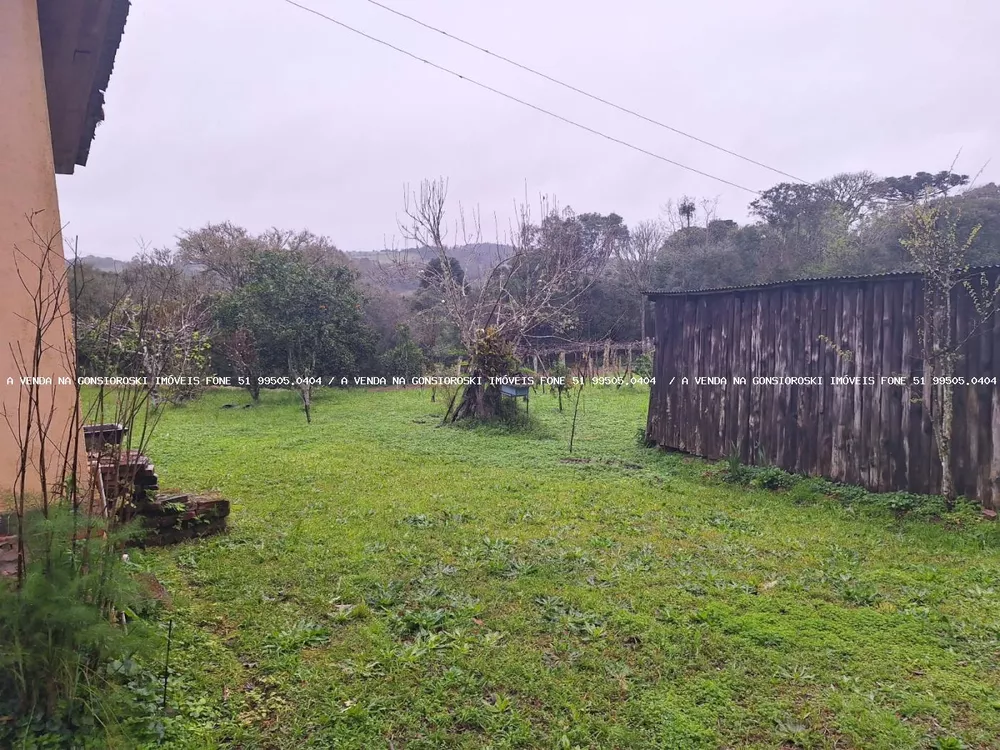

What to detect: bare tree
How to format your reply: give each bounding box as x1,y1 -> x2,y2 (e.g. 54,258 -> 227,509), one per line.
0,216 -> 175,740
176,222 -> 262,292
258,228 -> 349,269
817,170 -> 881,224
222,328 -> 261,402
390,178 -> 614,420
2,214 -> 169,579
3,214 -> 83,580
79,246 -> 213,404
698,196 -> 720,227
901,201 -> 1000,505
660,195 -> 718,247
615,219 -> 666,345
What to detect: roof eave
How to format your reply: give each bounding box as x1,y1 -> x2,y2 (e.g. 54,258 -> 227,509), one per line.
642,264 -> 1000,298
37,0 -> 131,175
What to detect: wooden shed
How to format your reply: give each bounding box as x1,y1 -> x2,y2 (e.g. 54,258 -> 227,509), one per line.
644,267 -> 1000,509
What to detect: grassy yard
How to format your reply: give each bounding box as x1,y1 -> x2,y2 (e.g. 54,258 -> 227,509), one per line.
133,386 -> 1000,749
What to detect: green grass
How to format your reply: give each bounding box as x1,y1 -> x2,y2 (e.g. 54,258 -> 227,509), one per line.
130,386 -> 1000,749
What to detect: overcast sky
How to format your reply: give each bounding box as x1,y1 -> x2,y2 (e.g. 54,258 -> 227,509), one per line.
56,0 -> 999,259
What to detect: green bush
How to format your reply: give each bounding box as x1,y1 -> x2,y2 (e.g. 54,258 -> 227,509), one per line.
823,482 -> 869,505
797,480 -> 964,521
879,491 -> 924,513
0,510 -> 154,748
717,448 -> 754,485
379,324 -> 425,380
633,353 -> 653,379
714,456 -> 968,522
635,427 -> 655,448
717,451 -> 795,489
749,466 -> 796,490
786,478 -> 829,505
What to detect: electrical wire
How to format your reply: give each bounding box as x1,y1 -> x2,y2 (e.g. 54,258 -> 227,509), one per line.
357,0 -> 810,184
279,0 -> 762,194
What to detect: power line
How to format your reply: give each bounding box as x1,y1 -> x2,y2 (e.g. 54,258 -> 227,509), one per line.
358,0 -> 810,185
279,0 -> 761,195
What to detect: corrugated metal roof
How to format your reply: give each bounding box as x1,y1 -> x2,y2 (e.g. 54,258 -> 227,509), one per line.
643,264 -> 1000,298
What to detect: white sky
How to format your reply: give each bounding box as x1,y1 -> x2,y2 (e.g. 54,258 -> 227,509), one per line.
56,0 -> 999,259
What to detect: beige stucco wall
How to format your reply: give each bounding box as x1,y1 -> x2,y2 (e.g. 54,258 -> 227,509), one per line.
0,0 -> 88,510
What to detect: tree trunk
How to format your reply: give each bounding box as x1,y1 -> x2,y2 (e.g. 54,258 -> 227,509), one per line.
449,370 -> 500,422
933,358 -> 956,506
939,385 -> 954,503
299,385 -> 312,424
928,305 -> 956,507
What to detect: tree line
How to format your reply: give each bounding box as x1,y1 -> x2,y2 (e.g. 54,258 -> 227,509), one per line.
69,169 -> 1000,419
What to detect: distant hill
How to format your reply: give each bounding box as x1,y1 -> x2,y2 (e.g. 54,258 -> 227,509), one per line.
71,244 -> 517,290
348,243 -> 513,293
72,254 -> 127,272
70,254 -> 209,277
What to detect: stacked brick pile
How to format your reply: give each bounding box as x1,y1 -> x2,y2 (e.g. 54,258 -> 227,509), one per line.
0,426 -> 231,569
135,493 -> 231,547
91,449 -> 160,508
84,423 -> 230,547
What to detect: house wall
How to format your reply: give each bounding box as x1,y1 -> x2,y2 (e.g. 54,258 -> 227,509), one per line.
0,0 -> 86,509
646,271 -> 1000,509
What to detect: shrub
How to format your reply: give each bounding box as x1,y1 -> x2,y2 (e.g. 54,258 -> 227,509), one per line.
787,478 -> 828,505
635,427 -> 655,448
879,491 -> 924,513
824,482 -> 870,505
379,324 -> 425,380
808,481 -> 963,521
750,466 -> 796,490
632,353 -> 653,379
718,448 -> 754,486
0,510 -> 153,747
717,450 -> 796,489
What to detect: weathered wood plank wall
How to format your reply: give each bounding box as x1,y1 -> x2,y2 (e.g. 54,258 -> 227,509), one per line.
645,269 -> 1000,509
